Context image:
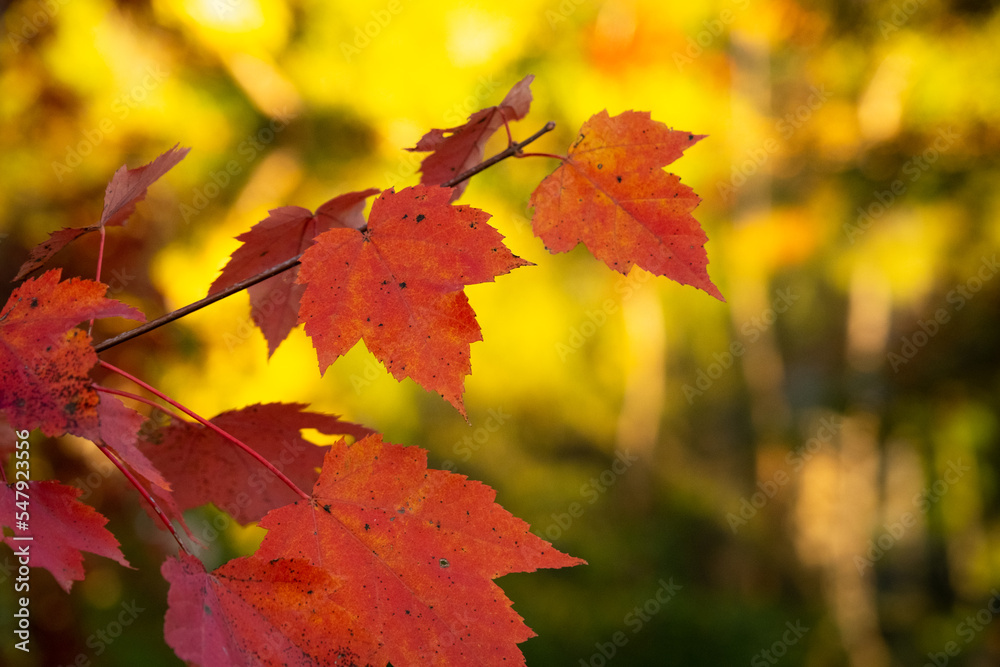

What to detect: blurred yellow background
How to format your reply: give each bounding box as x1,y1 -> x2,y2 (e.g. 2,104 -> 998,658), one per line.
2,0 -> 1000,665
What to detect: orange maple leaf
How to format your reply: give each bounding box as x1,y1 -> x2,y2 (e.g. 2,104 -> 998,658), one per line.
296,185 -> 530,416
530,110 -> 724,301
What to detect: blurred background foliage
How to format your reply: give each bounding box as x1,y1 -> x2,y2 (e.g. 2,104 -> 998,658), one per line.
1,0 -> 999,664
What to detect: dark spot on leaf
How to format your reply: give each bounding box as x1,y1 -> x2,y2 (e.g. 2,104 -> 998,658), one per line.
616,175 -> 622,183
440,558 -> 450,568
30,298 -> 38,308
688,134 -> 694,140
416,214 -> 425,222
399,282 -> 406,289
322,504 -> 331,513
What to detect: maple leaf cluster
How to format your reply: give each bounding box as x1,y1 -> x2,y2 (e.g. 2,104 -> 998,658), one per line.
0,75 -> 721,666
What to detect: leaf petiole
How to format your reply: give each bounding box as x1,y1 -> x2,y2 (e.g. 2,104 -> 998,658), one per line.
96,444 -> 190,554
97,360 -> 310,501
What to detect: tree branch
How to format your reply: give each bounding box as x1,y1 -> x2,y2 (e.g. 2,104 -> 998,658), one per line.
94,121 -> 557,353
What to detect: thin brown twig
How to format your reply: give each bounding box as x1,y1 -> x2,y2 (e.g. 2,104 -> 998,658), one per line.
94,121 -> 558,353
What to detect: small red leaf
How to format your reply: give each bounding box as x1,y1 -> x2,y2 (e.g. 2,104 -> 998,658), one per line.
0,270 -> 145,436
409,75 -> 533,201
210,190 -> 380,356
14,145 -> 189,281
101,143 -> 190,227
0,480 -> 130,592
296,185 -> 530,416
530,110 -> 724,301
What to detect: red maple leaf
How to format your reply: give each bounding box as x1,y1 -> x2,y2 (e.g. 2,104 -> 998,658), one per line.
296,185 -> 530,416
0,480 -> 130,592
163,552 -> 376,667
139,403 -> 373,525
209,189 -> 380,356
530,110 -> 724,301
253,434 -> 585,666
0,270 -> 144,436
408,75 -> 533,201
14,145 -> 189,281
95,394 -> 170,492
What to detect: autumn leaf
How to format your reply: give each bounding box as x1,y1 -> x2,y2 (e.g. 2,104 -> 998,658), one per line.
0,480 -> 130,592
254,434 -> 585,666
530,110 -> 724,301
296,185 -> 530,417
14,144 -> 189,281
139,403 -> 373,525
210,189 -> 379,356
163,552 -> 376,667
408,75 -> 533,201
0,270 -> 145,437
95,394 -> 170,493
